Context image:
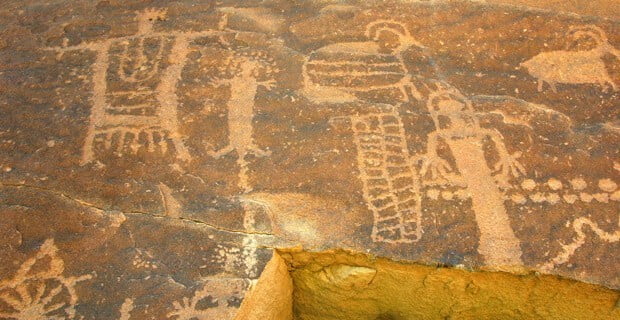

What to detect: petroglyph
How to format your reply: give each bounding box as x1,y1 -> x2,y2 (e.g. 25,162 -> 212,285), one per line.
208,44 -> 277,192
521,25 -> 619,92
158,183 -> 181,218
49,8 -> 230,164
507,177 -> 619,204
0,239 -> 92,319
240,201 -> 262,278
302,20 -> 425,104
330,104 -> 423,243
420,89 -> 526,267
541,217 -> 620,271
167,278 -> 249,320
118,298 -> 134,320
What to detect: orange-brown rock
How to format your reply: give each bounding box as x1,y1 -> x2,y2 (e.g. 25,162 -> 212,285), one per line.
0,0 -> 618,319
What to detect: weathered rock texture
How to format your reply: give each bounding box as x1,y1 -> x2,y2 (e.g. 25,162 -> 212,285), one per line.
284,249 -> 620,320
0,0 -> 618,319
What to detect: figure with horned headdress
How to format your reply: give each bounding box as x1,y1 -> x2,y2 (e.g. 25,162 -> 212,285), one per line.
521,25 -> 619,92
418,88 -> 526,267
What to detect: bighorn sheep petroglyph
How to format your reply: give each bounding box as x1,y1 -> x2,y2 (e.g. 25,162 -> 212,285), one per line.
521,25 -> 619,92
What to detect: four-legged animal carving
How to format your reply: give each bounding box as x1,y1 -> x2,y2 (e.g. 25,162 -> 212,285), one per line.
521,25 -> 619,92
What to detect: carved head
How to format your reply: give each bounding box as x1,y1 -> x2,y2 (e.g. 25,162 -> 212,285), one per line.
135,8 -> 168,35
427,90 -> 477,130
365,20 -> 421,54
566,25 -> 609,49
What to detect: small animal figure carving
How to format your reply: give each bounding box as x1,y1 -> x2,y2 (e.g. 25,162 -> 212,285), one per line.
521,25 -> 619,92
302,20 -> 425,104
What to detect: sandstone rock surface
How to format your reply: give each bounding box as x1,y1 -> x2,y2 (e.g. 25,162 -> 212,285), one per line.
0,0 -> 618,319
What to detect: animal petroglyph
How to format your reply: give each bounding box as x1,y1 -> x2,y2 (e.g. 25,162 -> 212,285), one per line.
302,20 -> 425,104
540,217 -> 619,272
330,104 -> 423,243
49,8 -> 230,164
167,278 -> 248,320
0,239 -> 92,320
208,45 -> 277,192
521,25 -> 619,92
419,89 -> 526,267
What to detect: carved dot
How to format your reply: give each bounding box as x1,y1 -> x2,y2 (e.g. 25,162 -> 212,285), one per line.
579,193 -> 593,203
546,193 -> 560,204
547,178 -> 562,190
529,192 -> 545,203
598,179 -> 617,192
592,193 -> 609,203
563,194 -> 578,204
521,179 -> 536,191
510,193 -> 527,204
427,189 -> 440,200
441,191 -> 454,200
610,190 -> 620,202
570,178 -> 587,191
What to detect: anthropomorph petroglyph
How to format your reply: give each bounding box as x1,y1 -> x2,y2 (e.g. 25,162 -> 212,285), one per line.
419,89 -> 526,267
521,25 -> 619,92
330,105 -> 423,243
167,278 -> 248,320
0,239 -> 92,320
302,20 -> 425,104
208,44 -> 278,192
49,8 -> 230,164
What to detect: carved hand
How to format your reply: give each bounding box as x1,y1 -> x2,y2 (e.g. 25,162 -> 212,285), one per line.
494,151 -> 526,180
419,154 -> 453,181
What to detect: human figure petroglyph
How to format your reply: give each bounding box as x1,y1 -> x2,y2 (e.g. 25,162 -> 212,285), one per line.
540,217 -> 619,272
167,278 -> 249,320
419,89 -> 526,267
208,45 -> 277,193
302,20 -> 426,104
49,8 -> 230,165
330,104 -> 423,243
521,25 -> 620,93
0,239 -> 92,320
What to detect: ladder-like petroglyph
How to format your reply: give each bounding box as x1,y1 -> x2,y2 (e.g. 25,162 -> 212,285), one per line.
49,8 -> 230,164
0,239 -> 92,319
540,217 -> 619,272
521,25 -> 619,92
167,278 -> 249,320
330,104 -> 423,243
419,89 -> 526,267
208,45 -> 278,192
302,20 -> 425,104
